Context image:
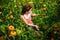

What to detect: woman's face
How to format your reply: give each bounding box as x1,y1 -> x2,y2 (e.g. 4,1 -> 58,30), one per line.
28,9 -> 32,14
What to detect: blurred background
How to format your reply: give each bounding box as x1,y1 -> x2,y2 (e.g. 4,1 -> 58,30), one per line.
0,0 -> 60,40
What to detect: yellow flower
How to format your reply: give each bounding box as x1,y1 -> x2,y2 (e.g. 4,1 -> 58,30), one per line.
14,5 -> 17,7
43,4 -> 46,7
28,2 -> 34,7
28,2 -> 33,4
16,29 -> 22,34
10,31 -> 17,37
0,19 -> 3,22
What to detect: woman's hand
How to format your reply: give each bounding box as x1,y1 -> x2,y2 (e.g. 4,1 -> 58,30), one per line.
32,13 -> 40,16
28,24 -> 34,26
37,14 -> 40,16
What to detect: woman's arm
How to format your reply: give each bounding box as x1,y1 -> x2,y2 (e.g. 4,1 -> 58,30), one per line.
31,11 -> 40,16
31,13 -> 40,16
20,15 -> 28,25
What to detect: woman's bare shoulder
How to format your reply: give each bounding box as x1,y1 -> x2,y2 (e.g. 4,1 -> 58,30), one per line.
20,15 -> 24,19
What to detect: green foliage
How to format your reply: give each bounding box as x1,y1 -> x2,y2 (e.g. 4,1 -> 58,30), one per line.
0,0 -> 60,40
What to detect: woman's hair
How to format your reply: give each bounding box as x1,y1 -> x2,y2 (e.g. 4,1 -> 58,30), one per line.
22,4 -> 32,15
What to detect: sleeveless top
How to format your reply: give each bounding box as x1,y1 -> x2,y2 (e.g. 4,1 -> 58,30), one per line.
24,13 -> 33,25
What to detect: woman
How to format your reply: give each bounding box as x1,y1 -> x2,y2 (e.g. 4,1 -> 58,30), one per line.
20,4 -> 40,36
